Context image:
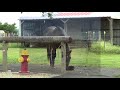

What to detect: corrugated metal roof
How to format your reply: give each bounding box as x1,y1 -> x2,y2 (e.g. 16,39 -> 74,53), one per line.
57,12 -> 93,16
19,12 -> 120,20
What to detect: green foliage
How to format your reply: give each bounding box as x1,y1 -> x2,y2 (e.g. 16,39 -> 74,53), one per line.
90,41 -> 120,54
89,41 -> 103,53
47,13 -> 53,19
42,12 -> 53,19
0,22 -> 17,34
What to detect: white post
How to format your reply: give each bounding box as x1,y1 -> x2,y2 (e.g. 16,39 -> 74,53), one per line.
108,18 -> 113,45
19,20 -> 24,36
98,31 -> 101,41
110,18 -> 113,45
104,31 -> 106,50
19,20 -> 21,36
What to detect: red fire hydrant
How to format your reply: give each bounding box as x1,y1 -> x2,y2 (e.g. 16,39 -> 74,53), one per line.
18,49 -> 30,73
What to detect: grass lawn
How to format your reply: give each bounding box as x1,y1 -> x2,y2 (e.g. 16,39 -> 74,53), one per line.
0,47 -> 120,68
100,53 -> 120,68
0,48 -> 48,64
0,42 -> 120,68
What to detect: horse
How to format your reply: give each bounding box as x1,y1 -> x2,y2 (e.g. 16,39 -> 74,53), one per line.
43,26 -> 74,70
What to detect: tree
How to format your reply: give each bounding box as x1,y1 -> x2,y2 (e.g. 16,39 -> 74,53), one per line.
47,12 -> 53,19
0,22 -> 18,36
42,12 -> 53,19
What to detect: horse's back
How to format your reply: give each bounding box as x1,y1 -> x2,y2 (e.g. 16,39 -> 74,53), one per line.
43,26 -> 67,36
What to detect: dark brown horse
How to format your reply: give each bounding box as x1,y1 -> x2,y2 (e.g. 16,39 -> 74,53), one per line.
43,26 -> 74,70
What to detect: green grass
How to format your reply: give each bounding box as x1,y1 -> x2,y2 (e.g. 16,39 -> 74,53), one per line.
0,48 -> 48,64
0,42 -> 120,68
70,48 -> 100,67
0,47 -> 119,68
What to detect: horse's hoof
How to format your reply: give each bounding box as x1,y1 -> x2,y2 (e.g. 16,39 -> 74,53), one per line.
66,66 -> 74,71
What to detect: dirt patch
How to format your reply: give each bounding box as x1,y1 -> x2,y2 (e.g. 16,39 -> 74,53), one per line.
0,64 -> 120,78
0,72 -> 59,78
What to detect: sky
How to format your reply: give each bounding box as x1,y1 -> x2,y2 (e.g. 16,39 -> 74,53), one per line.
0,12 -> 42,29
0,12 -> 120,29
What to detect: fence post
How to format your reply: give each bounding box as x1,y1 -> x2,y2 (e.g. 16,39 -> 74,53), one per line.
61,42 -> 66,73
98,31 -> 101,41
2,41 -> 8,72
108,18 -> 113,45
88,31 -> 92,50
110,18 -> 113,45
104,31 -> 106,50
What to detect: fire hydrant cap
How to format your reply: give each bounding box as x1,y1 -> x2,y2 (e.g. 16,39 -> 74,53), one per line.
21,49 -> 29,55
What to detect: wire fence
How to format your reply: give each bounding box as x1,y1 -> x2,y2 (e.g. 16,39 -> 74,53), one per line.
0,32 -> 120,77
0,41 -> 101,74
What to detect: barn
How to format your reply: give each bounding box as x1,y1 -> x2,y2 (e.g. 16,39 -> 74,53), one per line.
19,12 -> 120,46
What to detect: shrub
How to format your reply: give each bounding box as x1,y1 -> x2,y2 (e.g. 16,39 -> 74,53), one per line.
90,41 -> 120,54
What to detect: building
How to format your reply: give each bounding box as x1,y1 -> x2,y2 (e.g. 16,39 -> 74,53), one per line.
19,12 -> 120,45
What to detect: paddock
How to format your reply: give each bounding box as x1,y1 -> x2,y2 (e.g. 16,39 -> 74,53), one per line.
0,36 -> 72,73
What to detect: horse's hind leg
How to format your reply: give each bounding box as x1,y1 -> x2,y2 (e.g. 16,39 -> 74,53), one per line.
47,45 -> 56,67
66,43 -> 71,67
47,45 -> 51,61
66,50 -> 72,68
66,43 -> 74,70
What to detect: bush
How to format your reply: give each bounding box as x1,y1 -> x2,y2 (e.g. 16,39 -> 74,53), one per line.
89,41 -> 103,53
90,41 -> 120,54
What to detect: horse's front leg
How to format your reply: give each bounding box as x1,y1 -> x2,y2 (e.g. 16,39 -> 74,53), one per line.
47,45 -> 53,67
50,47 -> 56,67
